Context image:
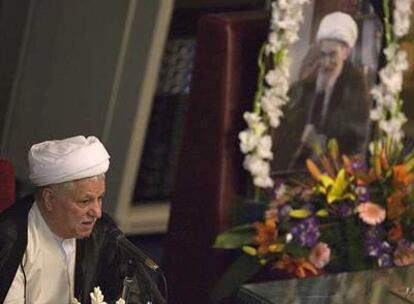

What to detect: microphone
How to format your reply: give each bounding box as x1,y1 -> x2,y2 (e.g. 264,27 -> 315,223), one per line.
111,229 -> 160,272
121,259 -> 135,303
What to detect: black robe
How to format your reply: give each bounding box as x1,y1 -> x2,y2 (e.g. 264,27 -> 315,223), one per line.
272,61 -> 370,172
0,196 -> 165,304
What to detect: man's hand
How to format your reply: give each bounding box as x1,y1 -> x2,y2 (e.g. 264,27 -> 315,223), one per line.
301,124 -> 326,150
301,124 -> 317,144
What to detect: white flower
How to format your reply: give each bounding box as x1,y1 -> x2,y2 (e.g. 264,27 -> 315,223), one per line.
257,135 -> 273,159
277,18 -> 300,33
243,154 -> 270,177
73,287 -> 124,304
240,0 -> 309,189
394,50 -> 409,71
266,31 -> 284,54
379,113 -> 407,141
239,130 -> 260,153
243,112 -> 261,128
384,44 -> 398,61
267,111 -> 283,128
254,174 -> 274,188
277,0 -> 288,9
255,122 -> 268,136
262,87 -> 289,105
394,0 -> 413,37
370,86 -> 384,105
283,31 -> 300,44
274,183 -> 287,200
379,67 -> 403,96
370,107 -> 384,121
265,70 -> 285,87
396,0 -> 413,11
371,1 -> 412,146
90,287 -> 107,304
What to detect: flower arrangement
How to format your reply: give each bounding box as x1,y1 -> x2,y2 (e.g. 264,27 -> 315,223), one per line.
215,138 -> 414,278
213,0 -> 414,298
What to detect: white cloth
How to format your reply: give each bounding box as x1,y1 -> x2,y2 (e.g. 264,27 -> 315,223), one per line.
316,11 -> 358,48
4,202 -> 76,304
28,135 -> 110,186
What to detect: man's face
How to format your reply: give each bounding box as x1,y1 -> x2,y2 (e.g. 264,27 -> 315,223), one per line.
319,39 -> 349,73
46,177 -> 105,239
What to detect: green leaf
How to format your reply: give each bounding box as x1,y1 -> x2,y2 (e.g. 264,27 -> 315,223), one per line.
404,152 -> 414,171
213,224 -> 254,249
284,242 -> 310,258
210,254 -> 263,303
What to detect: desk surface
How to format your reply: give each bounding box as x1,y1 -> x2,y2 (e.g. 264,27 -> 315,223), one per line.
237,265 -> 414,304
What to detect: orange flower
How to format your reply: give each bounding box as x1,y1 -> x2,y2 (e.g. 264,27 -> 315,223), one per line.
273,255 -> 319,278
387,221 -> 403,242
357,168 -> 377,185
387,191 -> 406,220
252,218 -> 278,256
306,159 -> 322,181
380,150 -> 390,171
393,165 -> 414,186
342,155 -> 353,175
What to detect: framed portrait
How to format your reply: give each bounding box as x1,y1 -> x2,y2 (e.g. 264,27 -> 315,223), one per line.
271,0 -> 383,175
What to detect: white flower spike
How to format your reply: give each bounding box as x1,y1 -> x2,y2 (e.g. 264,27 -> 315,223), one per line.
238,0 -> 309,189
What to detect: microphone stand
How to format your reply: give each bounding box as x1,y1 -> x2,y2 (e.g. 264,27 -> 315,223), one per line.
112,229 -> 167,303
121,259 -> 135,304
120,259 -> 156,304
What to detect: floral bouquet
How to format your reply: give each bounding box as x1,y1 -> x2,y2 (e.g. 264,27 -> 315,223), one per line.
212,0 -> 414,300
214,138 -> 414,280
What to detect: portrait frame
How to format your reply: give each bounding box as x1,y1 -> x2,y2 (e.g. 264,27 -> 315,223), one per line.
271,0 -> 384,175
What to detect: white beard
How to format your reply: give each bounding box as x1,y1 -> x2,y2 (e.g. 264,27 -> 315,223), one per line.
315,64 -> 343,126
316,68 -> 340,94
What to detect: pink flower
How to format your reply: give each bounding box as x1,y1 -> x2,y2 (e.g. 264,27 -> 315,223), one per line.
356,202 -> 386,225
309,242 -> 331,269
394,240 -> 414,267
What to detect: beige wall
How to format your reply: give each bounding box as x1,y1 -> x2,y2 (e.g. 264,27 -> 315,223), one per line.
0,0 -> 174,232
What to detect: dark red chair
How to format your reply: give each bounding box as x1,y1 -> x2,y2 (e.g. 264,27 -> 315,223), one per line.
162,11 -> 269,304
0,158 -> 15,212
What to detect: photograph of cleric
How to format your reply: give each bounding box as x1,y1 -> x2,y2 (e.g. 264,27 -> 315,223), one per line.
271,11 -> 371,173
0,135 -> 166,303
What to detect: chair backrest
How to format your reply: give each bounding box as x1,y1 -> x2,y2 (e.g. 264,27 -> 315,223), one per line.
162,11 -> 268,303
0,158 -> 15,212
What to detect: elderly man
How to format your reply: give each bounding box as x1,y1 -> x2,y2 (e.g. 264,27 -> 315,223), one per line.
0,136 -> 165,303
272,11 -> 370,172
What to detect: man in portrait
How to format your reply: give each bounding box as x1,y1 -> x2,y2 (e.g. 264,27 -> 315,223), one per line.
272,11 -> 371,172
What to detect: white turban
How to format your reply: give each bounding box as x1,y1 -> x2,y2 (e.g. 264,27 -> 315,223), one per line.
28,135 -> 110,186
316,11 -> 358,48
